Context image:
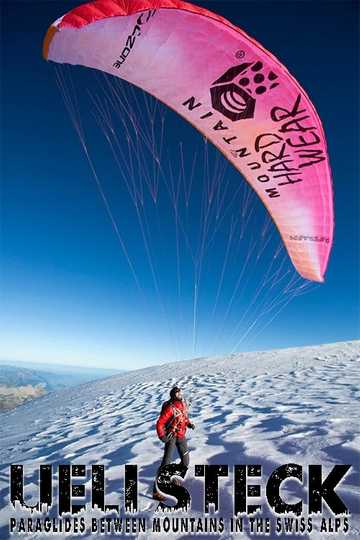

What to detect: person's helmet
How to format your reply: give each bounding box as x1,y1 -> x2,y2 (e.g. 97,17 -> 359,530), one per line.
170,386 -> 181,400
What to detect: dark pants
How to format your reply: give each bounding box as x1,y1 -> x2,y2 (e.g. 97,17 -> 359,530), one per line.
154,437 -> 189,492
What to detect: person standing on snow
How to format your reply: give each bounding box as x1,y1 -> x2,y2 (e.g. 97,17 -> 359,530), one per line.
153,386 -> 195,500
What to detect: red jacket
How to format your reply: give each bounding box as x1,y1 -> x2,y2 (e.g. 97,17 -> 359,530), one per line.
156,399 -> 191,440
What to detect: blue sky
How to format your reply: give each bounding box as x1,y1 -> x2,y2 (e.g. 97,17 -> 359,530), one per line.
1,1 -> 359,369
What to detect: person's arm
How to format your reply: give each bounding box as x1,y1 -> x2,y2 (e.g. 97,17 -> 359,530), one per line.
186,410 -> 195,430
156,405 -> 173,440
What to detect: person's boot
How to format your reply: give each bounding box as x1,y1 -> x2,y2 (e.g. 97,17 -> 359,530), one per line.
152,490 -> 166,501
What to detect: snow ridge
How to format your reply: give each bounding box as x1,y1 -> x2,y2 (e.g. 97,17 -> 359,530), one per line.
0,341 -> 359,539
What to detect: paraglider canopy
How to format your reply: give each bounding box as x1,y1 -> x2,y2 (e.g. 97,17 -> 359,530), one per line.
43,0 -> 334,282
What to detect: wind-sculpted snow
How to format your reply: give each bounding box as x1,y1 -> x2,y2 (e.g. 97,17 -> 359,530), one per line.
0,341 -> 359,539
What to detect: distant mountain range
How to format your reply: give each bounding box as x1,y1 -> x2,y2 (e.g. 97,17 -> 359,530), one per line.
0,365 -> 52,390
0,362 -> 123,412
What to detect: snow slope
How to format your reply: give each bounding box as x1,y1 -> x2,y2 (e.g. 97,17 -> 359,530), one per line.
0,341 -> 359,539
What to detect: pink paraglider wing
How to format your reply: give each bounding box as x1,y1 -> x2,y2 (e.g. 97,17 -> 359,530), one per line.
43,0 -> 334,282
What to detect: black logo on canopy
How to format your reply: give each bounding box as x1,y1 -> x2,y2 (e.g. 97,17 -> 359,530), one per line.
210,61 -> 279,121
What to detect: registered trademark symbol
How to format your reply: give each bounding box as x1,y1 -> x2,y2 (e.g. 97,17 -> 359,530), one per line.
235,50 -> 245,59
